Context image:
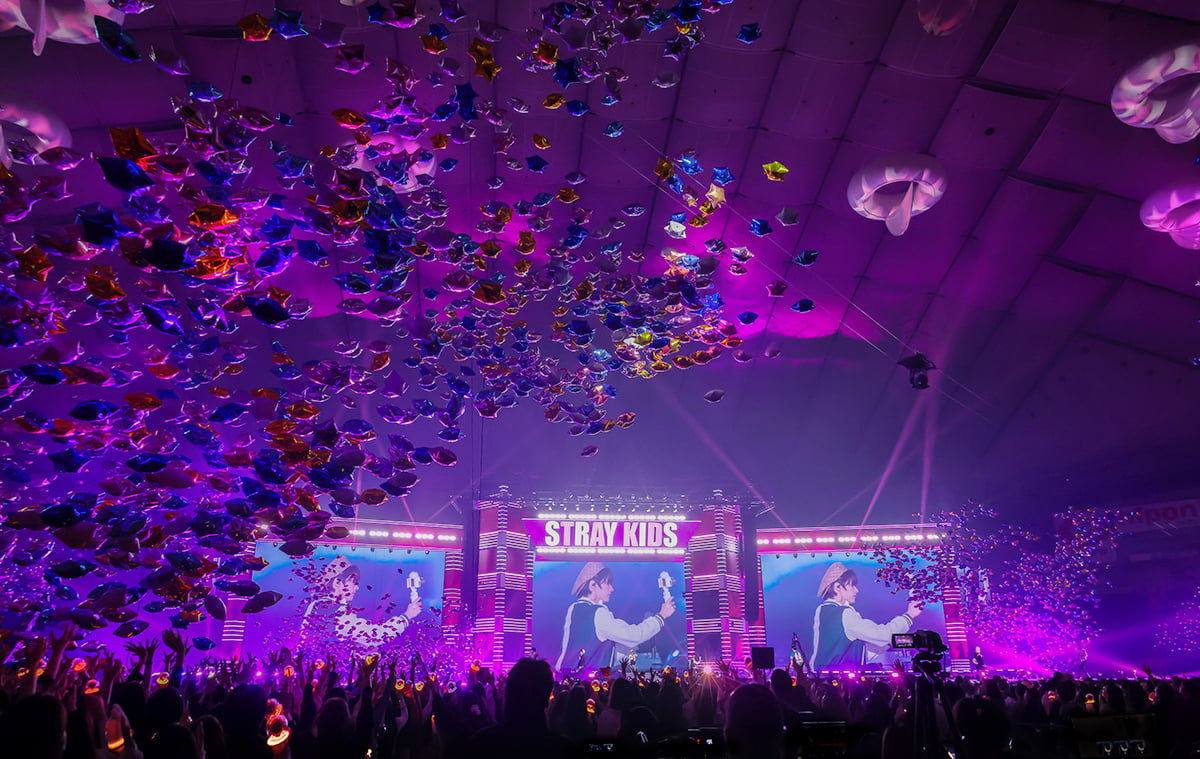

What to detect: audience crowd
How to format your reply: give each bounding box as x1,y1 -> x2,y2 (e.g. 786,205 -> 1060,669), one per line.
1,627 -> 1198,759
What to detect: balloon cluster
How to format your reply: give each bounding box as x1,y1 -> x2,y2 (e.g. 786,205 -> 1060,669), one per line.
0,1 -> 770,646
1156,588 -> 1200,656
870,501 -> 1029,606
871,503 -> 1130,668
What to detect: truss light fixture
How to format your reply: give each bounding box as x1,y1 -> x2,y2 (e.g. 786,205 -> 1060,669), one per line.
898,353 -> 937,390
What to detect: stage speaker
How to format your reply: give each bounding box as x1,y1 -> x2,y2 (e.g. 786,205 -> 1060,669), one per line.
740,506 -> 762,625
750,646 -> 775,670
461,507 -> 480,618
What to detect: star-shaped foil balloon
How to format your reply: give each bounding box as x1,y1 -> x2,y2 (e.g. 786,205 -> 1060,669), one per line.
553,58 -> 581,88
749,218 -> 773,236
334,44 -> 371,74
737,23 -> 763,44
792,249 -> 820,266
705,184 -> 726,208
269,7 -> 308,39
239,13 -> 273,42
776,207 -> 799,225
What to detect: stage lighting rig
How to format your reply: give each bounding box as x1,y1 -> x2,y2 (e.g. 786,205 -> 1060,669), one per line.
898,353 -> 937,390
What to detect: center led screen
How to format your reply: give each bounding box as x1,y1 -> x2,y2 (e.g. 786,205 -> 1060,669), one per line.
761,551 -> 946,672
532,560 -> 688,674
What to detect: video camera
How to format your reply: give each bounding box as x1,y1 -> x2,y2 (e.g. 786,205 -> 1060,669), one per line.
891,630 -> 948,655
893,630 -> 948,682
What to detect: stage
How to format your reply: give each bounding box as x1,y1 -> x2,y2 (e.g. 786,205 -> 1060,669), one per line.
188,495 -> 970,677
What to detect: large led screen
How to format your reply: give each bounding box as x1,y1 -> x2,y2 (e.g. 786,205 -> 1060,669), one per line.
761,552 -> 946,672
532,560 -> 688,674
242,543 -> 445,657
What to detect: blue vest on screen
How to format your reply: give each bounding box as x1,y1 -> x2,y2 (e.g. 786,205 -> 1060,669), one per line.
814,602 -> 864,670
563,600 -> 614,672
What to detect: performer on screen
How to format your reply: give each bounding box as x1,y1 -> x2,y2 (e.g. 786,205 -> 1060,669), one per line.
811,562 -> 922,672
300,556 -> 423,652
555,562 -> 676,673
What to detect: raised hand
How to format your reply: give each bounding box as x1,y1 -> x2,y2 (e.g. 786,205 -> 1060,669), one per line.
18,636 -> 48,698
359,654 -> 380,685
42,624 -> 79,683
162,630 -> 191,665
0,631 -> 17,664
49,624 -> 77,654
125,639 -> 160,668
100,652 -> 122,684
659,596 -> 677,619
238,655 -> 256,681
23,636 -> 47,666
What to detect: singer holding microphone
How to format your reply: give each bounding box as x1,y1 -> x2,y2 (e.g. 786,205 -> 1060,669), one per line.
555,562 -> 677,673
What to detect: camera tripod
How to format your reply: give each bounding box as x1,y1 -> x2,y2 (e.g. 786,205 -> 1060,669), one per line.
910,652 -> 959,759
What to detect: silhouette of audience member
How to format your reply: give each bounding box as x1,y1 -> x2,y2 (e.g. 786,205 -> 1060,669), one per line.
862,680 -> 895,733
1097,682 -> 1123,715
954,696 -> 1013,759
558,684 -> 595,748
656,679 -> 687,737
690,683 -> 719,728
217,684 -> 271,759
468,658 -> 567,759
291,696 -> 371,759
0,693 -> 67,759
598,675 -> 638,739
618,704 -> 659,755
769,668 -> 799,709
145,723 -> 200,759
144,686 -> 184,741
724,684 -> 784,759
112,680 -> 149,747
195,715 -> 229,759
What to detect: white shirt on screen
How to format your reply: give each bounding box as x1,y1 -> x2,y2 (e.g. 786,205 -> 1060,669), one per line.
593,602 -> 665,648
557,599 -> 666,670
812,601 -> 913,663
335,611 -> 411,648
